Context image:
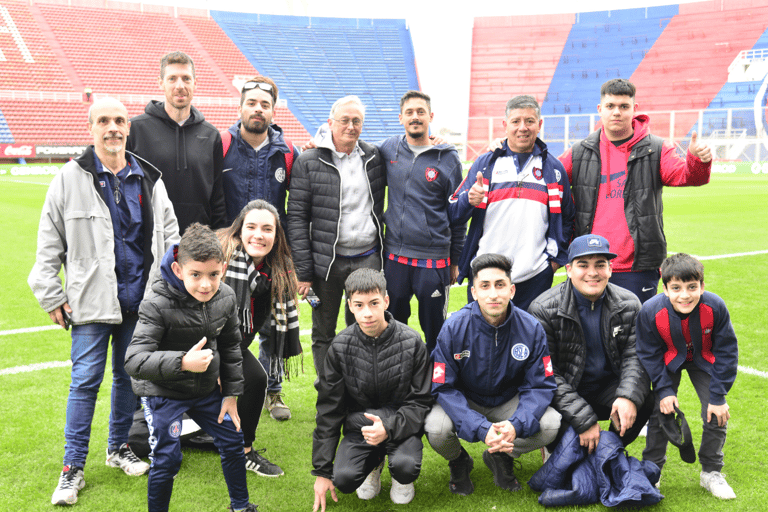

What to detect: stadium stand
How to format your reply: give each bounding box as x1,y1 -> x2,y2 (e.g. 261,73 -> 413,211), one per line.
211,12 -> 419,140
179,13 -> 310,142
466,14 -> 573,158
0,108 -> 12,144
1,1 -> 417,151
467,0 -> 768,159
0,1 -> 73,91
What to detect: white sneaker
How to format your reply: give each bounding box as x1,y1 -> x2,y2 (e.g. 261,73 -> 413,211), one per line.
51,465 -> 85,506
390,477 -> 415,505
106,443 -> 150,476
356,461 -> 383,500
700,471 -> 736,499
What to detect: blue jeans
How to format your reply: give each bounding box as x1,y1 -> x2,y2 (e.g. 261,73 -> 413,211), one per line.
64,315 -> 138,466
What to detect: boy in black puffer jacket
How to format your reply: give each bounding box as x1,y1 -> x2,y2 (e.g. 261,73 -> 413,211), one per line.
312,269 -> 432,511
125,223 -> 257,512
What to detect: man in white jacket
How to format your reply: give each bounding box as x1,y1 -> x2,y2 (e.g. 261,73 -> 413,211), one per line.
28,97 -> 179,507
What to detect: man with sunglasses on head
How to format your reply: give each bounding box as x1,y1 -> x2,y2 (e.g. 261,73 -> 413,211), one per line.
221,77 -> 300,435
222,77 -> 300,227
287,95 -> 386,378
127,51 -> 227,232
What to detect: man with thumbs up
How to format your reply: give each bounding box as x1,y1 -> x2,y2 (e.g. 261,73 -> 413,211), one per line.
560,79 -> 712,303
449,95 -> 575,311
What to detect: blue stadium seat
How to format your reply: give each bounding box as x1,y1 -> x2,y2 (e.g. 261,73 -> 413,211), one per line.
211,12 -> 419,138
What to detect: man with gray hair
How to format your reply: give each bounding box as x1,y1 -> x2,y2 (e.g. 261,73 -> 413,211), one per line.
29,97 -> 179,506
449,95 -> 575,311
287,95 -> 386,376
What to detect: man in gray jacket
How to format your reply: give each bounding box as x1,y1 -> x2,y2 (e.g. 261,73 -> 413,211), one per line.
287,95 -> 386,377
28,97 -> 179,506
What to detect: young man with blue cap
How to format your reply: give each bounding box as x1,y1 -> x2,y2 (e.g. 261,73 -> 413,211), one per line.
528,234 -> 655,453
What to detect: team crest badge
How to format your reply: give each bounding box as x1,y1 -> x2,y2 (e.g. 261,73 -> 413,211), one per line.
511,343 -> 530,361
533,167 -> 543,180
425,168 -> 439,182
275,167 -> 286,183
432,362 -> 446,383
543,356 -> 554,377
169,420 -> 181,438
453,350 -> 470,360
555,170 -> 561,182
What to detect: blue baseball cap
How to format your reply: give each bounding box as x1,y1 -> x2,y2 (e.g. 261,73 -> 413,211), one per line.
567,234 -> 618,262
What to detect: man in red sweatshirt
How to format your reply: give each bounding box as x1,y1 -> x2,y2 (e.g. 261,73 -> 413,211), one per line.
559,79 -> 712,303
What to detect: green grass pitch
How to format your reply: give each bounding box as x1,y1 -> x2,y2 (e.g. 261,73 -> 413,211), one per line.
1,172 -> 766,511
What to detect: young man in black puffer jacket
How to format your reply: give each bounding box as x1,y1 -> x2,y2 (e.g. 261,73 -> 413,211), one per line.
528,234 -> 654,455
311,269 -> 432,511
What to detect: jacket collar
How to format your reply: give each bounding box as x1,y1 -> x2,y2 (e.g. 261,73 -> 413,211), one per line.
354,311 -> 396,345
229,121 -> 290,155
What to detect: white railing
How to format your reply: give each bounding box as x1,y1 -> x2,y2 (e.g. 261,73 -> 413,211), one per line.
0,90 -> 240,106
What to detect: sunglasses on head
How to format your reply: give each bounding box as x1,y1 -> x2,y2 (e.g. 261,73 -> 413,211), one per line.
242,82 -> 274,95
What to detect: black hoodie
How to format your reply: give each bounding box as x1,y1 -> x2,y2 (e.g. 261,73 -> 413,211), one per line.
127,100 -> 226,232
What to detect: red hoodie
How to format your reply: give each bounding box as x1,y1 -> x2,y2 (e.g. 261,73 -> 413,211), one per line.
560,115 -> 710,272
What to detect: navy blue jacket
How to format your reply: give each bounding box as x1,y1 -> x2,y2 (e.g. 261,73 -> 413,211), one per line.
431,300 -> 556,443
378,135 -> 465,261
222,122 -> 299,226
529,426 -> 662,507
449,138 -> 575,283
636,291 -> 738,405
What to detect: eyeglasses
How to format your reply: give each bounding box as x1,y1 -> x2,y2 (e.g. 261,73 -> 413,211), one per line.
333,117 -> 363,128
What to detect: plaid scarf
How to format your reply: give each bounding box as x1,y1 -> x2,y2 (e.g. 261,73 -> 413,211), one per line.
227,249 -> 302,379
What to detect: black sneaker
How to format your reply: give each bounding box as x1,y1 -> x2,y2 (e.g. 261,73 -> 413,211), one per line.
245,448 -> 284,477
482,450 -> 522,491
227,503 -> 258,511
448,448 -> 474,495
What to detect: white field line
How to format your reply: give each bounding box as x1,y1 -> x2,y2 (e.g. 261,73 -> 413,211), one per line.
3,249 -> 765,377
0,178 -> 51,186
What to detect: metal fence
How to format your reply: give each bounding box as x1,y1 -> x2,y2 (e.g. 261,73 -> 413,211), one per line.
467,107 -> 768,162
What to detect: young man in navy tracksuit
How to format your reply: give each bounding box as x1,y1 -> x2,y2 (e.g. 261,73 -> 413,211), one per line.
125,223 -> 257,512
378,90 -> 465,352
424,253 -> 561,496
637,253 -> 738,499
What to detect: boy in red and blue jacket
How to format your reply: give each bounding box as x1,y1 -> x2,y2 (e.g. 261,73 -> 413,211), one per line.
637,253 -> 738,500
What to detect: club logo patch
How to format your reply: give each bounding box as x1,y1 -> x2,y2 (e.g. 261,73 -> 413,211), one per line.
555,170 -> 561,182
511,343 -> 530,361
543,355 -> 554,377
432,362 -> 446,384
533,167 -> 543,180
99,180 -> 106,187
275,167 -> 286,183
453,350 -> 470,360
169,420 -> 181,438
425,168 -> 439,182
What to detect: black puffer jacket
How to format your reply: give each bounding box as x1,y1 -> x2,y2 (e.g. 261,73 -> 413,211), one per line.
311,313 -> 433,479
568,130 -> 665,271
287,140 -> 385,282
125,271 -> 244,400
528,281 -> 649,434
